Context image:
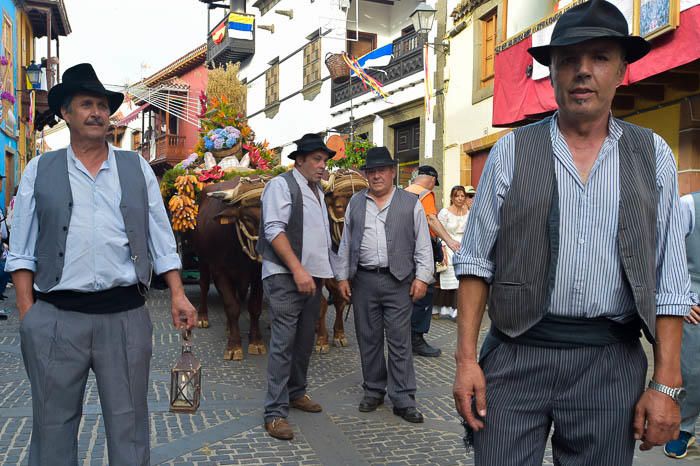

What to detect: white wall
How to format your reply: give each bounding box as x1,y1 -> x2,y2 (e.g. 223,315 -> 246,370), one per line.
240,0 -> 437,160
506,0 -> 556,37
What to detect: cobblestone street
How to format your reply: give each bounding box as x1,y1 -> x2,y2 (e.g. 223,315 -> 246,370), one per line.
0,285 -> 696,465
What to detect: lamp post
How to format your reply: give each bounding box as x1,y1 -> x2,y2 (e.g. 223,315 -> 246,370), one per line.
410,2 -> 449,53
26,61 -> 42,89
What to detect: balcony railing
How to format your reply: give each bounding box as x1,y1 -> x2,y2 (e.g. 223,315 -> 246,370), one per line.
331,32 -> 425,107
139,133 -> 188,164
207,13 -> 255,67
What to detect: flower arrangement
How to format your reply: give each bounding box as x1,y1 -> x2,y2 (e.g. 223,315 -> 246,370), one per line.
204,126 -> 241,151
243,140 -> 278,171
0,56 -> 8,66
326,138 -> 374,170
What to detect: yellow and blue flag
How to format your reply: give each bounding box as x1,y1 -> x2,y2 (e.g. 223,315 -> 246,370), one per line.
229,13 -> 254,40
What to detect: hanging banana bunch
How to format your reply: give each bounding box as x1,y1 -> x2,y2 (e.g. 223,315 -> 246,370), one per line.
169,175 -> 204,232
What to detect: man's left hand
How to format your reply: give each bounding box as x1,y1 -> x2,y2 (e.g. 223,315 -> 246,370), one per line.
633,388 -> 681,451
171,293 -> 197,330
410,279 -> 428,302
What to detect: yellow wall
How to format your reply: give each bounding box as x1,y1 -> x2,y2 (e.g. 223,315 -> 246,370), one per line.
624,104 -> 680,161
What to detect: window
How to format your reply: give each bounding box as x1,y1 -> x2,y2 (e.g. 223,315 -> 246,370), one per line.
480,11 -> 497,88
265,63 -> 279,107
303,39 -> 321,87
347,31 -> 377,58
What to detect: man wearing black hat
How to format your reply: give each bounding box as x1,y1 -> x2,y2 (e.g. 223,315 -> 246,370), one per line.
5,63 -> 196,465
257,133 -> 335,440
335,146 -> 433,422
405,165 -> 460,357
452,1 -> 690,464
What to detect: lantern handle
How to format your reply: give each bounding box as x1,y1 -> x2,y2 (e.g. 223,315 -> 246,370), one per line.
180,316 -> 191,342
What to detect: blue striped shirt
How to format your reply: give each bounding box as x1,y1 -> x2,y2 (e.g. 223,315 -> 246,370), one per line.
453,114 -> 691,319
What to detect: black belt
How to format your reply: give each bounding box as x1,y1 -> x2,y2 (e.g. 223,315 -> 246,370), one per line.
35,285 -> 145,314
358,265 -> 391,274
490,314 -> 641,349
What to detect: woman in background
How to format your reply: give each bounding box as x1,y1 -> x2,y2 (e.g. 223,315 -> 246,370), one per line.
433,185 -> 475,320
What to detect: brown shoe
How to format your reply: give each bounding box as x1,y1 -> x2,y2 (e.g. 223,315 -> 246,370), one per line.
290,394 -> 323,413
264,417 -> 294,440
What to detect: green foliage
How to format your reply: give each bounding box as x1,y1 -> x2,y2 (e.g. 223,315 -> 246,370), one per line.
160,167 -> 186,200
326,138 -> 375,170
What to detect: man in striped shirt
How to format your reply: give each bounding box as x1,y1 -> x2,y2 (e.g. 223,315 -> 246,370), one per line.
452,1 -> 691,465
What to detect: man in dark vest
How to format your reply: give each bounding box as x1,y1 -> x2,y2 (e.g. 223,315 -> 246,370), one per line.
452,2 -> 691,465
664,192 -> 700,458
258,134 -> 335,440
5,63 -> 197,466
336,147 -> 433,423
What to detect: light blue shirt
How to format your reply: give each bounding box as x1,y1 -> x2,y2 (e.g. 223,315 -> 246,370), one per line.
5,144 -> 181,292
454,113 -> 691,319
260,168 -> 334,280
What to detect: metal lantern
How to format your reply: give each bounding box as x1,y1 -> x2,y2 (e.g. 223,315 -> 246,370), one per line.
169,329 -> 202,413
410,2 -> 437,35
26,61 -> 42,89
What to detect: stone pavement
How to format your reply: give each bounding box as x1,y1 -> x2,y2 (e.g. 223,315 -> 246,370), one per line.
0,284 -> 696,465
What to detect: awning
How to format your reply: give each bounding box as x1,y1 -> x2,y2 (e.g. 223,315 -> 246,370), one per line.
492,5 -> 700,127
116,102 -> 150,127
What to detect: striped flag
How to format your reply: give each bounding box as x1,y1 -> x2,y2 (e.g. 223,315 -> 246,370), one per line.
212,21 -> 226,44
228,13 -> 254,40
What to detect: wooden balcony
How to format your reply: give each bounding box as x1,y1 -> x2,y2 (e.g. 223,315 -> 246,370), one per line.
331,32 -> 425,107
139,133 -> 189,165
206,13 -> 255,67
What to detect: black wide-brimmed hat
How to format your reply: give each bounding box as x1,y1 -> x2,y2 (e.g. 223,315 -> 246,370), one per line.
361,146 -> 397,170
528,0 -> 651,66
288,133 -> 336,160
48,63 -> 124,119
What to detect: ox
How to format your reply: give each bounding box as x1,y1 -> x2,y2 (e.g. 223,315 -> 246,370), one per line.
315,168 -> 369,353
194,176 -> 268,360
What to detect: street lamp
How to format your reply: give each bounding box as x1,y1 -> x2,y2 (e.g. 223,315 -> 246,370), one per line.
26,61 -> 42,89
410,2 -> 437,35
409,2 -> 449,54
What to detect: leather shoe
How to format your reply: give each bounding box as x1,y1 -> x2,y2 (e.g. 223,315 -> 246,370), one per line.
290,394 -> 322,413
412,333 -> 442,357
265,417 -> 294,440
358,396 -> 384,412
393,406 -> 424,423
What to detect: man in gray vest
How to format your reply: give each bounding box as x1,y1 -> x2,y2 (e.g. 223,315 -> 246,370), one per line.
452,2 -> 690,465
664,192 -> 700,458
258,134 -> 335,440
5,63 -> 196,466
336,147 -> 433,423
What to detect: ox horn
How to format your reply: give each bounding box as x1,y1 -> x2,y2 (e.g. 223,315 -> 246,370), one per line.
208,184 -> 242,202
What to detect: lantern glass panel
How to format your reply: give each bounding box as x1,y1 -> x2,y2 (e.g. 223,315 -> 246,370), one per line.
410,3 -> 437,35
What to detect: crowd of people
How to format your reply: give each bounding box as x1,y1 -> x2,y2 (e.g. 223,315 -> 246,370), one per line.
3,1 -> 700,465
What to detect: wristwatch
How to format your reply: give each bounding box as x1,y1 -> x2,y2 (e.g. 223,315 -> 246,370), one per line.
648,380 -> 687,404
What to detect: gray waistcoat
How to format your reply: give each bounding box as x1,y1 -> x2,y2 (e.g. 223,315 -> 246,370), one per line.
34,148 -> 152,291
257,171 -> 304,265
346,188 -> 418,281
685,192 -> 700,294
489,117 -> 657,342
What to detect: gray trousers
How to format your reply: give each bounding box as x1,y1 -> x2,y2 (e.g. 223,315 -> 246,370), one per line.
681,321 -> 700,433
20,300 -> 152,466
474,340 -> 647,466
263,274 -> 322,422
352,270 -> 416,408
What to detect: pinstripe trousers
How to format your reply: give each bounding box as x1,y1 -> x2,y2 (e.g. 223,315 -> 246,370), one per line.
352,269 -> 416,408
263,274 -> 322,423
473,340 -> 647,466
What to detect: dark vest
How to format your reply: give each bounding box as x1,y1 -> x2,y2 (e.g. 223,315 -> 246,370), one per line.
34,148 -> 152,291
346,188 -> 418,281
489,117 -> 657,342
257,170 -> 304,265
686,192 -> 700,295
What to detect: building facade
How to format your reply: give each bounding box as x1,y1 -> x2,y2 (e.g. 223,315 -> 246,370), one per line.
206,0 -> 448,191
